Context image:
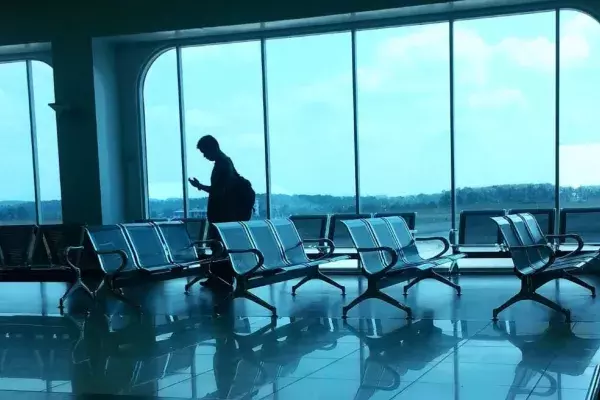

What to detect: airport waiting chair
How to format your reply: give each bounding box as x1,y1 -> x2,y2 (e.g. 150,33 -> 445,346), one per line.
212,218 -> 347,317
342,216 -> 463,319
491,215 -> 596,322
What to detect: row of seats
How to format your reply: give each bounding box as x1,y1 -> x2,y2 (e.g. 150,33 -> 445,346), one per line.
491,213 -> 597,322
211,217 -> 461,319
211,213 -> 597,322
458,207 -> 600,256
0,221 -> 222,309
145,213 -> 417,251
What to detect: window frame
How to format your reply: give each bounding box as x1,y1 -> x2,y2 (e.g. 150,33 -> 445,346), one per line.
0,56 -> 58,225
139,5 -> 600,266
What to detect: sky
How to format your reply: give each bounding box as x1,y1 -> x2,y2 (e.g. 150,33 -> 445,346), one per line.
1,10 -> 600,202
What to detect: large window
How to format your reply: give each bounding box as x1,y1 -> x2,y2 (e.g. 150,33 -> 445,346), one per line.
266,33 -> 356,216
181,41 -> 266,219
142,9 -> 600,247
559,10 -> 600,208
454,12 -> 557,217
356,23 -> 451,238
0,60 -> 62,225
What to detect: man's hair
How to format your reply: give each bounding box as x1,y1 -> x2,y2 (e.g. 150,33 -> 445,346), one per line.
197,135 -> 219,152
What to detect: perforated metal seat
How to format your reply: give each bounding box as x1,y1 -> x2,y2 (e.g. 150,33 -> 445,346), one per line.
341,217 -> 462,319
213,218 -> 346,316
0,224 -> 91,310
491,214 -> 596,322
86,223 -> 221,310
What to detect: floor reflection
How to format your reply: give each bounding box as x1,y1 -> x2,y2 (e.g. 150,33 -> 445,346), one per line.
0,309 -> 598,399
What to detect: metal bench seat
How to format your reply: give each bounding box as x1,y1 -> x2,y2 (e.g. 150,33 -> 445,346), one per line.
491,215 -> 597,322
341,216 -> 462,319
85,223 -> 221,309
0,224 -> 93,310
212,218 -> 347,317
152,220 -> 217,292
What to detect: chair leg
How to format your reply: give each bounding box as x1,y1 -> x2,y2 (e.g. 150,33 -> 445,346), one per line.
317,272 -> 346,295
429,271 -> 461,295
403,278 -> 420,295
562,273 -> 596,297
493,292 -> 526,321
59,280 -> 95,309
239,291 -> 277,317
404,269 -> 461,296
342,291 -> 372,319
185,276 -> 204,294
291,276 -> 312,295
529,293 -> 571,322
343,289 -> 412,320
372,291 -> 413,320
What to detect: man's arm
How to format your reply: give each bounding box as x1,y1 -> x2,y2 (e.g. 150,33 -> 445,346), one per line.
188,177 -> 211,193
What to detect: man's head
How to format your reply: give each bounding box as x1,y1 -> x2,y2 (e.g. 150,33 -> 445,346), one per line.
197,135 -> 220,161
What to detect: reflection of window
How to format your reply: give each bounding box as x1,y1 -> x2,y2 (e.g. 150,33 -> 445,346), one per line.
0,60 -> 62,225
266,33 -> 356,217
454,12 -> 556,216
181,41 -> 266,219
356,23 -> 451,238
559,10 -> 600,208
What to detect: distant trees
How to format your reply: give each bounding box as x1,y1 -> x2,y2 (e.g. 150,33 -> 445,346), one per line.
0,183 -> 598,223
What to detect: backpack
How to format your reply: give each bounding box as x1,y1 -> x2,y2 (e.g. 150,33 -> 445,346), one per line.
234,175 -> 256,219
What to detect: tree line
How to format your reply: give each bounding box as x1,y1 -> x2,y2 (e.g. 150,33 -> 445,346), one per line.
0,184 -> 596,222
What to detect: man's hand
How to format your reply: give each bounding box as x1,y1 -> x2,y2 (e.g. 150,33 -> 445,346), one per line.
188,177 -> 202,190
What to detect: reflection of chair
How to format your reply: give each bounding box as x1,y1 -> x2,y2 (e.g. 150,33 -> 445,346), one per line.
345,318 -> 463,400
202,316 -> 345,400
491,320 -> 600,400
78,310 -> 224,396
0,314 -> 84,384
491,215 -> 596,322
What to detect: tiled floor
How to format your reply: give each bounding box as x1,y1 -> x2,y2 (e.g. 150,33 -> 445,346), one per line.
0,274 -> 599,399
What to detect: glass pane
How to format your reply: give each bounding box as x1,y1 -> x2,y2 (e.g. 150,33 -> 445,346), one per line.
559,10 -> 600,209
0,61 -> 36,225
31,60 -> 62,224
454,12 -> 556,226
181,41 -> 266,219
143,49 -> 184,219
357,23 -> 451,240
266,33 -> 356,216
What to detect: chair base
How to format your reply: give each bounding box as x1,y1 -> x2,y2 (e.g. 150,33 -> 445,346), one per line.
402,268 -> 462,296
492,270 -> 596,323
214,268 -> 345,318
342,282 -> 413,320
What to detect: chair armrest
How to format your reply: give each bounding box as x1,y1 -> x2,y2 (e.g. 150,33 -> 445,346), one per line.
547,234 -> 584,257
224,248 -> 265,276
356,246 -> 399,277
95,249 -> 129,286
304,238 -> 335,258
415,236 -> 450,258
63,246 -> 84,270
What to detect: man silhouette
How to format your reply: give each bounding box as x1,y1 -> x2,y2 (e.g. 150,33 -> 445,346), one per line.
189,135 -> 255,290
